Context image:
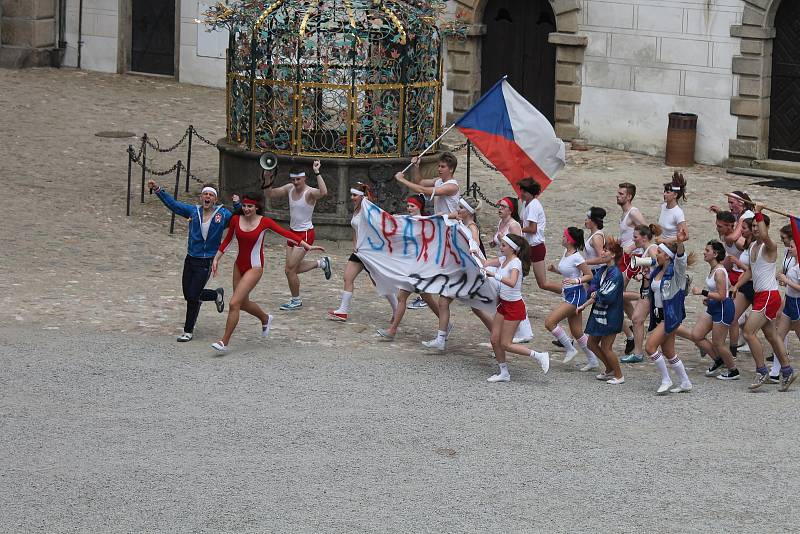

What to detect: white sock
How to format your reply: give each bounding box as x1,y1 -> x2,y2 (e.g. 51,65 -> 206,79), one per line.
316,259 -> 324,268
650,351 -> 671,384
668,356 -> 690,385
550,325 -> 574,351
515,317 -> 533,339
771,354 -> 781,376
498,362 -> 509,376
436,329 -> 447,343
385,293 -> 398,315
529,349 -> 543,362
576,334 -> 596,361
337,291 -> 353,314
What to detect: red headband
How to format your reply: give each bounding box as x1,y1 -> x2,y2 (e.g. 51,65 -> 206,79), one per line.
407,196 -> 424,210
242,197 -> 259,205
498,197 -> 513,211
563,228 -> 576,245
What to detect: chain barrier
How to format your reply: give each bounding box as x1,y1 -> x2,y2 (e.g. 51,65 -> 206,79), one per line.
145,128 -> 191,153
467,182 -> 499,208
128,146 -> 182,176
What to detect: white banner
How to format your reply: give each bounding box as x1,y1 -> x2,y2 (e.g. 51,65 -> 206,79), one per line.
355,200 -> 498,313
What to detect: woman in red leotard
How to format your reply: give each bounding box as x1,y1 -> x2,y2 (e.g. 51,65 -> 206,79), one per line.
211,192 -> 323,351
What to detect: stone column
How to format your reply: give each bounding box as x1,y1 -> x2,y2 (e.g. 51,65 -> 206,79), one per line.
0,0 -> 59,68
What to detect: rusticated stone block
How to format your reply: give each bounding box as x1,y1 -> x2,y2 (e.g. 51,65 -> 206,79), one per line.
555,84 -> 581,104
730,97 -> 766,117
732,56 -> 764,76
729,138 -> 763,159
555,103 -> 574,122
556,122 -> 579,140
556,45 -> 585,64
556,11 -> 579,33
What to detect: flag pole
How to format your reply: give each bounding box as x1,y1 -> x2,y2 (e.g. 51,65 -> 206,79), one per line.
725,193 -> 795,219
401,123 -> 457,173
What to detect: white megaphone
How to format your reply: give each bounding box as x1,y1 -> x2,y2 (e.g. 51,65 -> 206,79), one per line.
630,256 -> 657,269
259,151 -> 278,171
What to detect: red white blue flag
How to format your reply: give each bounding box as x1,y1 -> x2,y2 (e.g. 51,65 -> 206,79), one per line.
455,77 -> 565,194
790,216 -> 800,257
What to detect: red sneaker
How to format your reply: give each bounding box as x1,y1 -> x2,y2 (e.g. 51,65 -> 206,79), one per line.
327,309 -> 348,322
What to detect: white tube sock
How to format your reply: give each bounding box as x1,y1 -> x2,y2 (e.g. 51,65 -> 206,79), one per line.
650,351 -> 671,384
337,291 -> 353,314
668,356 -> 690,385
550,325 -> 574,352
576,334 -> 597,361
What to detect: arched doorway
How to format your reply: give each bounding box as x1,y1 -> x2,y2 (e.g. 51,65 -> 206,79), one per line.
481,0 -> 556,124
768,2 -> 800,161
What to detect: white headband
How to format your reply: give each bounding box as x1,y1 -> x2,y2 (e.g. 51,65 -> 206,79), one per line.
289,171 -> 306,178
201,186 -> 218,197
459,198 -> 475,214
502,234 -> 520,252
658,243 -> 675,259
670,185 -> 682,191
350,188 -> 365,196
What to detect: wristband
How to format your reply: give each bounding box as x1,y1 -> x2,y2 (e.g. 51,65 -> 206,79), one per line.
314,172 -> 321,176
755,212 -> 764,223
701,289 -> 709,297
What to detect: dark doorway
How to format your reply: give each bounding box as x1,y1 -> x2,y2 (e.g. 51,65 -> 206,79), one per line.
768,1 -> 800,161
131,0 -> 175,75
481,0 -> 556,124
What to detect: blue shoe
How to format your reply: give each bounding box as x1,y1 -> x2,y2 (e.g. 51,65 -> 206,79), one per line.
620,353 -> 644,363
279,298 -> 302,311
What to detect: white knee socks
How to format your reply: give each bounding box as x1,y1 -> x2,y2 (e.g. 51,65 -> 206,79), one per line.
668,355 -> 691,386
336,291 -> 353,314
575,334 -> 598,363
550,325 -> 575,352
650,351 -> 671,384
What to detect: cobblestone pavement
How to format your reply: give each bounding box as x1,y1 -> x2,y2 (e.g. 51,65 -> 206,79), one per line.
1,69 -> 799,532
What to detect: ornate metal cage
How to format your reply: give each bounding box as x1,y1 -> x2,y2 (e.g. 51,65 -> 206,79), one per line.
220,0 -> 444,158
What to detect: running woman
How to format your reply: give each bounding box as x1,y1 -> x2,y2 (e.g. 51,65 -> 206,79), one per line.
492,196 -> 533,344
264,160 -> 332,311
518,177 -> 548,290
656,172 -> 688,244
483,234 -> 550,382
732,208 -> 796,391
583,207 -> 607,272
689,240 -> 739,380
728,217 -> 756,357
620,224 -> 660,363
149,179 -> 234,342
644,227 -> 693,395
581,236 -> 626,384
542,227 -> 599,370
405,194 -> 431,310
394,152 -> 460,215
210,192 -> 322,351
328,183 -> 399,322
774,238 -> 800,381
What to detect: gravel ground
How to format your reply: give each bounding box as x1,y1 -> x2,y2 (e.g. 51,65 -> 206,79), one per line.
1,68 -> 799,532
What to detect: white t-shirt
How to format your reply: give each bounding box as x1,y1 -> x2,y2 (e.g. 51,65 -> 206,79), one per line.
523,198 -> 546,246
497,256 -> 523,301
431,178 -> 460,215
786,263 -> 800,298
558,250 -> 585,288
658,203 -> 685,239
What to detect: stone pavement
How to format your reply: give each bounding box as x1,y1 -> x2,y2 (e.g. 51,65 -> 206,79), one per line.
1,68 -> 799,532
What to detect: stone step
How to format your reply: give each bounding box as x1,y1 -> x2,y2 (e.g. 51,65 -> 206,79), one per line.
727,166 -> 800,181
750,159 -> 800,174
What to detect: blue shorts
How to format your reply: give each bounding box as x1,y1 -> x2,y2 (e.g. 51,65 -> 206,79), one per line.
706,298 -> 735,326
783,296 -> 800,322
563,285 -> 587,307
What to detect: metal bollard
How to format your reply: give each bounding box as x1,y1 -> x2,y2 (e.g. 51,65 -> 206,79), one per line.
185,126 -> 193,193
466,139 -> 471,191
126,145 -> 133,216
140,134 -> 148,203
170,162 -> 182,234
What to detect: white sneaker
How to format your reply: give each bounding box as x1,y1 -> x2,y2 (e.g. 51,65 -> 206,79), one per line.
656,381 -> 673,395
670,382 -> 692,393
596,371 -> 614,381
261,314 -> 274,338
532,351 -> 550,374
579,361 -> 600,372
177,332 -> 193,342
513,336 -> 533,344
606,376 -> 625,385
739,342 -> 751,353
211,341 -> 228,352
487,373 -> 510,383
422,338 -> 446,351
563,346 -> 579,364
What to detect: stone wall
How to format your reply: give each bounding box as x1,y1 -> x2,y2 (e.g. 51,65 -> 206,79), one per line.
578,0 -> 743,164
0,0 -> 59,68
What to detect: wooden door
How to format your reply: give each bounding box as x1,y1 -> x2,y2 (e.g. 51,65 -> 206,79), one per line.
769,1 -> 800,161
131,0 -> 175,75
481,0 -> 556,124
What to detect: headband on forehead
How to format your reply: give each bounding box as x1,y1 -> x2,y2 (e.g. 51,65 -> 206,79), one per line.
498,197 -> 513,210
665,183 -> 682,192
502,234 -> 520,251
350,188 -> 365,196
407,196 -> 424,209
459,198 -> 475,214
201,186 -> 218,197
563,228 -> 576,245
242,196 -> 259,205
289,171 -> 306,178
658,243 -> 675,259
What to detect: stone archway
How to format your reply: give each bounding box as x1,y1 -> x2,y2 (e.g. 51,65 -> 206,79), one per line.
729,0 -> 793,166
445,0 -> 586,140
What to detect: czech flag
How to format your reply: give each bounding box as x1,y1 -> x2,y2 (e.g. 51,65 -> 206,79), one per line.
455,77 -> 565,194
791,216 -> 800,258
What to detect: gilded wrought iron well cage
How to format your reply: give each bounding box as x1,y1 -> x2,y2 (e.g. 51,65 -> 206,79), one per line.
215,0 -> 445,158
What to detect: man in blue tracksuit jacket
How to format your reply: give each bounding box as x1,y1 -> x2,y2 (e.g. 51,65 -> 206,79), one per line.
148,179 -> 239,342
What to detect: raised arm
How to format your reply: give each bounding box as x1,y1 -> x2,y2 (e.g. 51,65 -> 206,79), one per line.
148,179 -> 194,218
754,204 -> 777,254
309,160 -> 328,200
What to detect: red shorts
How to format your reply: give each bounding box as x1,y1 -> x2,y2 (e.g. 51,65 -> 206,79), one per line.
753,290 -> 782,321
619,252 -> 638,280
497,298 -> 527,321
728,270 -> 741,286
288,228 -> 314,248
529,243 -> 546,263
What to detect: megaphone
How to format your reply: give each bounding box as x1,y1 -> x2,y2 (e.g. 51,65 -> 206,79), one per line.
630,256 -> 657,269
259,152 -> 278,171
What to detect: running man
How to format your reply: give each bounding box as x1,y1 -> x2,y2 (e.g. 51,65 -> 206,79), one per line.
394,152 -> 460,215
264,160 -> 332,310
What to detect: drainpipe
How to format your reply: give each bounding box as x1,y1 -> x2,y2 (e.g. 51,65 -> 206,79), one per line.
77,0 -> 84,69
55,0 -> 67,66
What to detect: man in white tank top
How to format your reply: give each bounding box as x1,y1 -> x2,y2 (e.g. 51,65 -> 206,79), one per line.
616,182 -> 647,255
394,152 -> 460,215
733,207 -> 796,391
264,160 -> 332,310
